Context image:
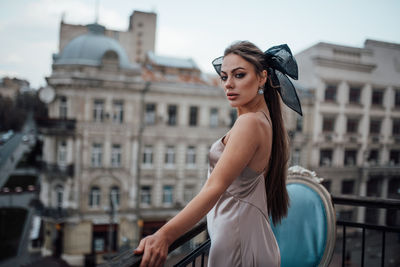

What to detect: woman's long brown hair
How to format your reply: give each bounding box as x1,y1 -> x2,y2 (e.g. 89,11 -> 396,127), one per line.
224,41 -> 289,225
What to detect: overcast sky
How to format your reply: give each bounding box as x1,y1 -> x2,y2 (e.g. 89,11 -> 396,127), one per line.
1,0 -> 399,88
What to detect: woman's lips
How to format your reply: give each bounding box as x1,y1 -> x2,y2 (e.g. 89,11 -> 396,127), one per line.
227,93 -> 239,100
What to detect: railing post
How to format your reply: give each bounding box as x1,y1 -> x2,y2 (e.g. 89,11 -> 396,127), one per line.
361,227 -> 365,267
342,225 -> 346,267
381,230 -> 385,267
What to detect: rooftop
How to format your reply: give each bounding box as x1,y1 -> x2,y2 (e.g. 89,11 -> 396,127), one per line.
146,51 -> 199,70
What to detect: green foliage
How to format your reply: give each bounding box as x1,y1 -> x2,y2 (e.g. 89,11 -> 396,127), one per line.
0,92 -> 47,132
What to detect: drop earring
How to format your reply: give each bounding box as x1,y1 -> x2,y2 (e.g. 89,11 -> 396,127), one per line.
257,86 -> 264,95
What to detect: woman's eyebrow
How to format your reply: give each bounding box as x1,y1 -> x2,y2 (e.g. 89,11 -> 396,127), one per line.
220,67 -> 246,74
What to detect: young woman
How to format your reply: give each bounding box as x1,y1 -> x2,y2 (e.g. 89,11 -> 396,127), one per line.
134,41 -> 302,267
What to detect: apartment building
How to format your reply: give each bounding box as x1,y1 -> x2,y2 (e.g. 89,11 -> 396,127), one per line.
287,39 -> 400,225
38,13 -> 230,265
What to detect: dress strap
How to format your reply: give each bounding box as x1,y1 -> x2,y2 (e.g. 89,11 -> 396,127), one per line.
258,110 -> 272,127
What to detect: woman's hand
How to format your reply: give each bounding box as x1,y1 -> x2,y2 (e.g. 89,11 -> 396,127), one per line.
134,231 -> 170,267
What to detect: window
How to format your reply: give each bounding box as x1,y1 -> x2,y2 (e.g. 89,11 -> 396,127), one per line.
371,89 -> 383,106
93,99 -> 105,122
393,119 -> 400,135
145,103 -> 156,125
59,96 -> 68,119
395,90 -> 400,107
57,140 -> 67,166
110,186 -> 120,207
111,144 -> 121,167
165,146 -> 175,167
230,109 -> 237,127
89,186 -> 101,208
184,186 -> 195,203
339,210 -> 353,221
112,100 -> 124,123
341,180 -> 355,194
325,84 -> 337,102
162,185 -> 174,205
322,117 -> 335,132
349,87 -> 361,104
320,149 -> 333,166
186,146 -> 196,167
369,119 -> 381,134
296,116 -> 303,132
346,118 -> 359,133
143,145 -> 153,165
368,149 -> 379,165
322,180 -> 331,192
390,150 -> 400,165
167,105 -> 177,126
189,106 -> 198,126
344,150 -> 357,166
210,108 -> 219,128
55,185 -> 63,208
91,143 -> 103,167
140,186 -> 151,205
291,148 -> 301,166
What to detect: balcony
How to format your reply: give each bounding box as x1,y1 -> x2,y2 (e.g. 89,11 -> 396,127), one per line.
369,134 -> 382,144
41,163 -> 74,177
36,117 -> 76,135
103,195 -> 400,267
391,135 -> 400,144
344,133 -> 362,144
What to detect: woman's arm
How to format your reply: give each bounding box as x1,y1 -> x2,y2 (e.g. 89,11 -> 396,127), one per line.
134,114 -> 265,267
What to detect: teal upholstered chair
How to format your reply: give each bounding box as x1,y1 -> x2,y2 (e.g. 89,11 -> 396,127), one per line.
271,166 -> 336,267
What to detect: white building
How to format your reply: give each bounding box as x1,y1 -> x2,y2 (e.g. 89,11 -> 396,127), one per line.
287,39 -> 400,225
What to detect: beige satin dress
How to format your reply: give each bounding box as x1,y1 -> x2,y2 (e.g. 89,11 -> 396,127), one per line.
206,136 -> 280,267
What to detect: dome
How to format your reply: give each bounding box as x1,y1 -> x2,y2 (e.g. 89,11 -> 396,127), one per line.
54,24 -> 138,70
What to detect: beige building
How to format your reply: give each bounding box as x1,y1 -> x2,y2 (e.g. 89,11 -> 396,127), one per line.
38,12 -> 230,266
0,77 -> 30,99
286,39 -> 400,225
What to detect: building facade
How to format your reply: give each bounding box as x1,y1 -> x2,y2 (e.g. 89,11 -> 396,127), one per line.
38,12 -> 230,266
287,40 -> 400,225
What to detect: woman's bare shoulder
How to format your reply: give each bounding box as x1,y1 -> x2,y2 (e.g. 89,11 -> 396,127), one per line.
233,112 -> 269,133
227,113 -> 265,144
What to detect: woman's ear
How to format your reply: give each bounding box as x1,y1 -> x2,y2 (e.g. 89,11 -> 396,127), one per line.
259,70 -> 267,87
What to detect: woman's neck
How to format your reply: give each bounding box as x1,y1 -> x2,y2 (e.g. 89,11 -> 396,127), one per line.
237,96 -> 268,116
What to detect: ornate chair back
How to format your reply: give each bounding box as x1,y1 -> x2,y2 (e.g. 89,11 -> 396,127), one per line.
271,166 -> 336,267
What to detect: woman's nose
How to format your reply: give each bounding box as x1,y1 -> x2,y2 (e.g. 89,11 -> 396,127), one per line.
224,76 -> 234,89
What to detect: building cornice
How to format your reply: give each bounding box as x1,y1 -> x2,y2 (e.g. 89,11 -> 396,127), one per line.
313,56 -> 376,73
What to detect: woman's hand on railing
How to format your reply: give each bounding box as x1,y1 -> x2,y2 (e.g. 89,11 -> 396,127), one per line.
133,231 -> 170,267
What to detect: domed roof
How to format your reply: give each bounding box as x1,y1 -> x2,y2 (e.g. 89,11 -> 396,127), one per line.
54,24 -> 138,70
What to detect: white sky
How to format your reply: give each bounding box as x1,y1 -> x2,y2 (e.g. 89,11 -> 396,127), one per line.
0,0 -> 399,88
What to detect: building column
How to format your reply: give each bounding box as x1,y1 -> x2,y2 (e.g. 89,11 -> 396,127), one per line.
356,168 -> 368,223
378,176 -> 389,225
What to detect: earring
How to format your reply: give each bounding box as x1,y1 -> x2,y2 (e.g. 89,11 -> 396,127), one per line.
257,87 -> 264,95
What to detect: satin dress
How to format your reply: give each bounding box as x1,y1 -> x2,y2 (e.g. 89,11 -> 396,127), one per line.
206,136 -> 280,267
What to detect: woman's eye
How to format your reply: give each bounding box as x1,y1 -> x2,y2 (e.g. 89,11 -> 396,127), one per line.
235,73 -> 245,78
220,76 -> 228,81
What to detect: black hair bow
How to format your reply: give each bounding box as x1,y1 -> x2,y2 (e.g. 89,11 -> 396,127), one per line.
212,44 -> 302,116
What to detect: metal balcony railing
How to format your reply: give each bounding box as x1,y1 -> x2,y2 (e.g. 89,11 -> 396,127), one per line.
36,117 -> 76,135
41,163 -> 74,177
103,195 -> 400,267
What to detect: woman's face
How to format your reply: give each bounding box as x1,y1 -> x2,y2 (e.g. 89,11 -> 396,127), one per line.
220,53 -> 265,108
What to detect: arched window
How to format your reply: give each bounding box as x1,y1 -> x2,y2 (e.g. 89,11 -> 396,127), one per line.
89,186 -> 101,208
109,186 -> 120,207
